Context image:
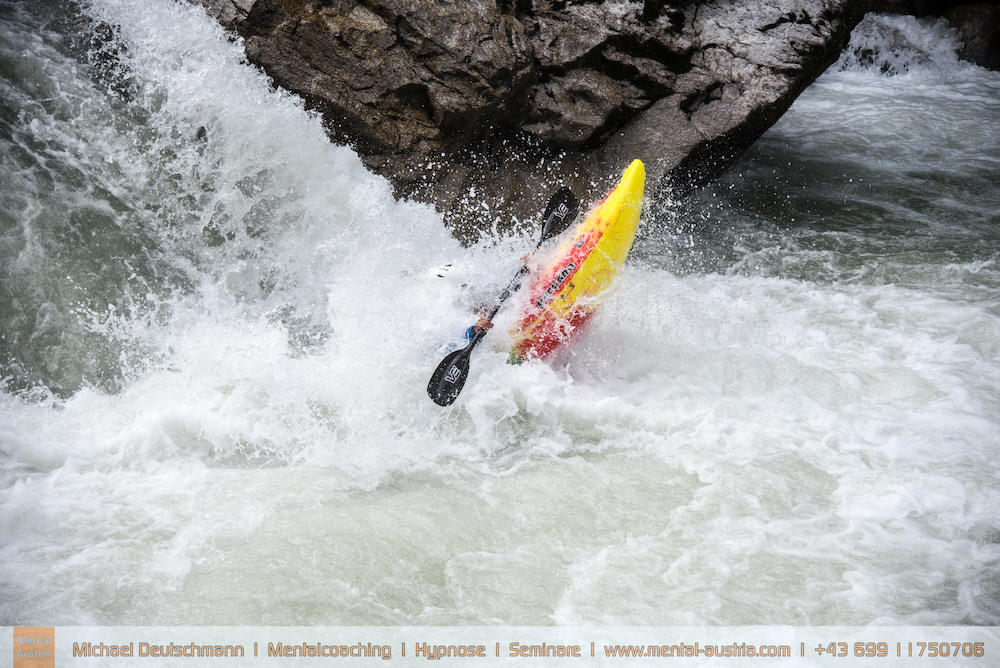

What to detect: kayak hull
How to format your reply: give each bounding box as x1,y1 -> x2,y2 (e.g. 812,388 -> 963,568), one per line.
511,159 -> 645,362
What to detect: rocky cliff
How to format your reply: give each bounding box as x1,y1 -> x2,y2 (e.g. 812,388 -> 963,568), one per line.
194,0 -> 871,233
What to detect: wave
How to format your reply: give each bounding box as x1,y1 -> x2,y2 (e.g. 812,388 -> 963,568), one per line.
837,13 -> 967,75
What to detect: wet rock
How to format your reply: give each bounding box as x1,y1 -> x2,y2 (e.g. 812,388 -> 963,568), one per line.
944,3 -> 1000,69
197,0 -> 534,156
193,0 -> 870,231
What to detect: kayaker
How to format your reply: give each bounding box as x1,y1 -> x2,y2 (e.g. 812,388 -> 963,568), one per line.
462,252 -> 533,339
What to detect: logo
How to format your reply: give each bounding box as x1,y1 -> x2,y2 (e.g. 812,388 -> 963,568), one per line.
535,262 -> 576,309
444,365 -> 462,384
14,627 -> 55,668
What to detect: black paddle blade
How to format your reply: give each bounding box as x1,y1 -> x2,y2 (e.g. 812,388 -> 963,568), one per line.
539,186 -> 580,242
427,348 -> 471,406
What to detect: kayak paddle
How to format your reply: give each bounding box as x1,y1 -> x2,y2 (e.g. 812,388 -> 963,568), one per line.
427,187 -> 580,406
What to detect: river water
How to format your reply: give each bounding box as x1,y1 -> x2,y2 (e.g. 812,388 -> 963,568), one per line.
1,1 -> 998,626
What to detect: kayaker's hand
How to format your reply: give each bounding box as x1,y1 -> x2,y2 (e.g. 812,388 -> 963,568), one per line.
475,317 -> 493,333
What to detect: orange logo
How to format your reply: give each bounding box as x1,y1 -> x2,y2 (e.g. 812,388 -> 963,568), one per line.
13,627 -> 55,668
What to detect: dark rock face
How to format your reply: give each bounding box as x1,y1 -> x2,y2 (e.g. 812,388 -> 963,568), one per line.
944,3 -> 1000,69
205,0 -> 535,157
195,0 -> 870,230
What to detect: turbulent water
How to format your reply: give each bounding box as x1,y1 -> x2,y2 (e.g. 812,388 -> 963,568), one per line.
2,1 -> 999,626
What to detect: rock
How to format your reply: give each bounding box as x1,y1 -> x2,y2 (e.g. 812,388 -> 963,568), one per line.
193,0 -> 870,233
197,0 -> 534,156
944,3 -> 1000,69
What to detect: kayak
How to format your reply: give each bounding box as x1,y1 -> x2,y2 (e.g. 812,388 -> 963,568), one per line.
510,159 -> 646,362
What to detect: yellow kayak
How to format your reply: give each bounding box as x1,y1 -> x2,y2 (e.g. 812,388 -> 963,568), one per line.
511,159 -> 645,361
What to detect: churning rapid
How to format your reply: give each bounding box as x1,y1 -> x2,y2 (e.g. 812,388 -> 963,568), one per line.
2,0 -> 999,626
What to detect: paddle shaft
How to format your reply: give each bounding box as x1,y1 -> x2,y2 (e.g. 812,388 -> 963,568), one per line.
468,223 -> 554,344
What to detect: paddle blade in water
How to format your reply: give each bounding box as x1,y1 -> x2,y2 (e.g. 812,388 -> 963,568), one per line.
427,348 -> 471,406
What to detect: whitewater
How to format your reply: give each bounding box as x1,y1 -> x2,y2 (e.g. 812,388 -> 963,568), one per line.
1,0 -> 999,627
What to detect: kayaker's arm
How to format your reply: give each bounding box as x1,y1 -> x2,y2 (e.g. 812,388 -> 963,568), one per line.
465,317 -> 494,339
